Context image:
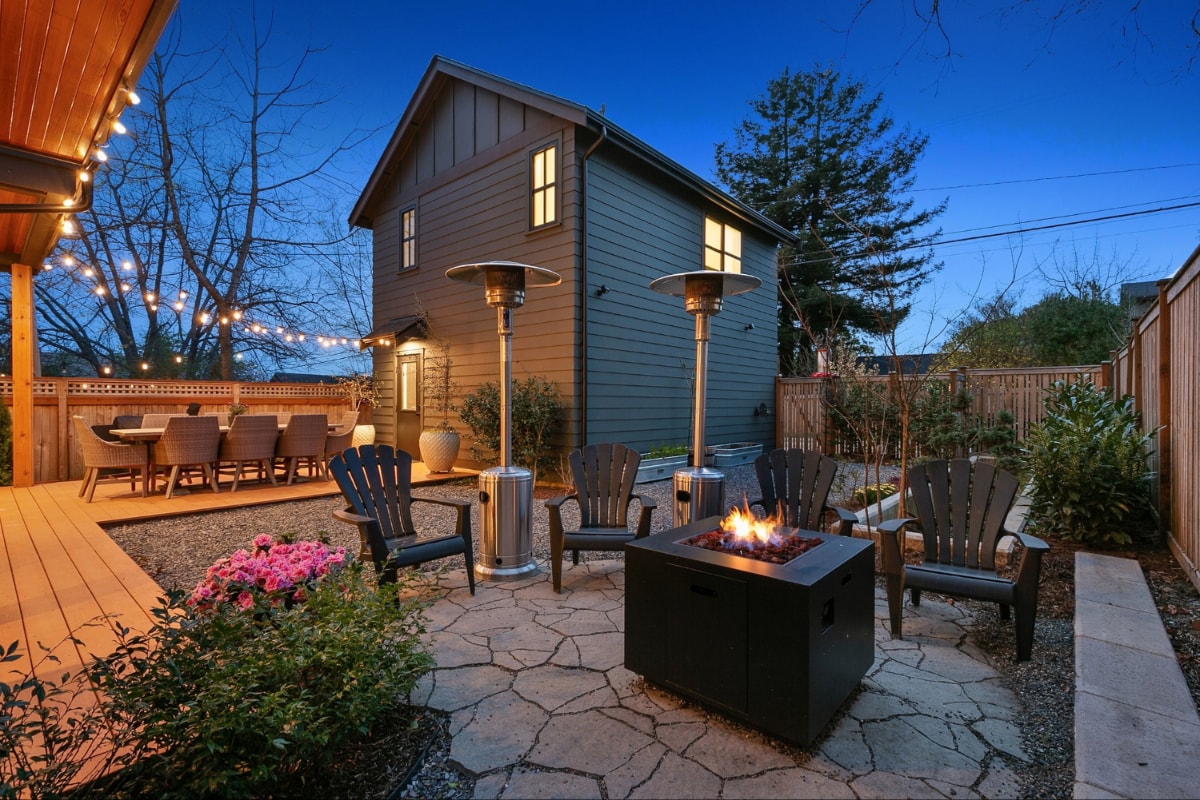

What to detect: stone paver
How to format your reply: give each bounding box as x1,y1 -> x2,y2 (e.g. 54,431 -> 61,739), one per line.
412,558 -> 1039,799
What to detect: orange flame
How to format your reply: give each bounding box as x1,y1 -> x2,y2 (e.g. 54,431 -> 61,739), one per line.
721,499 -> 784,546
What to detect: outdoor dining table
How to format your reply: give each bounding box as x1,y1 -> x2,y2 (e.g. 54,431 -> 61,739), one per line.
112,420 -> 338,493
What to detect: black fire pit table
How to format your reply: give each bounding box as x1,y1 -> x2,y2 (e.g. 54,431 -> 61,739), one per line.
625,516 -> 875,746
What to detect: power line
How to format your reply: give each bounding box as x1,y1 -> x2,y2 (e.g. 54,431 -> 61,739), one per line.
912,162 -> 1200,193
782,200 -> 1200,267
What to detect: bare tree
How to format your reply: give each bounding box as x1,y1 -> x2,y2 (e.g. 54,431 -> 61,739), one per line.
34,10 -> 375,379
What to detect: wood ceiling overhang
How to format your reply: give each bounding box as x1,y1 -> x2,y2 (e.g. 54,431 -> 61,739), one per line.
0,0 -> 178,270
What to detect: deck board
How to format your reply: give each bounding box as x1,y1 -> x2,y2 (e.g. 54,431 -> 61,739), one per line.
0,464 -> 476,683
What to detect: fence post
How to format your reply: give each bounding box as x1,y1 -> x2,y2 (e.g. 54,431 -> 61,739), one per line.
1156,279 -> 1172,541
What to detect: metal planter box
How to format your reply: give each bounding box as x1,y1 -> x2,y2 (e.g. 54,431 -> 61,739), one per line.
708,442 -> 763,467
635,454 -> 688,484
625,517 -> 875,746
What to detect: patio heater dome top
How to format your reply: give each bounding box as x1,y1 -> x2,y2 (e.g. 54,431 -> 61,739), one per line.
446,261 -> 562,309
649,270 -> 761,316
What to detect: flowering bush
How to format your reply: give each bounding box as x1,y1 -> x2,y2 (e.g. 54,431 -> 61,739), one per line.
190,534 -> 347,612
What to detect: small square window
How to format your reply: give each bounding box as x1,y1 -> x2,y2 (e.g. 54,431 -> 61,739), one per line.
531,144 -> 557,228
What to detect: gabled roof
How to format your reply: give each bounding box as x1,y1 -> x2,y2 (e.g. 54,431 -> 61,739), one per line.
349,56 -> 796,246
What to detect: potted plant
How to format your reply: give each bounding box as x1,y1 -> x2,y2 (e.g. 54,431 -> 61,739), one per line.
336,373 -> 378,446
419,338 -> 459,472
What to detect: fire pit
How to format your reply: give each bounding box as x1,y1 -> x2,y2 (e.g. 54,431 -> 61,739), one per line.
625,511 -> 875,746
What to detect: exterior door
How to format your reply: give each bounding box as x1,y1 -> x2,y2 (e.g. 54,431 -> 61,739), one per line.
395,353 -> 421,456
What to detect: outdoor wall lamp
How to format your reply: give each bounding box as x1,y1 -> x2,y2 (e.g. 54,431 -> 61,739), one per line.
753,402 -> 772,417
595,284 -> 610,296
744,323 -> 755,331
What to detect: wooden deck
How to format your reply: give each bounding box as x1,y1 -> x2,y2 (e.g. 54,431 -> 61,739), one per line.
0,464 -> 476,684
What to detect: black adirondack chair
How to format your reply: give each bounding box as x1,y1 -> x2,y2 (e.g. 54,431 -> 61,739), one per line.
879,458 -> 1049,661
329,444 -> 475,593
747,448 -> 857,535
545,443 -> 656,593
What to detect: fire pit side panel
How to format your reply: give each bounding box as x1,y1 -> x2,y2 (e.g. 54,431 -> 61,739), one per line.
747,539 -> 876,744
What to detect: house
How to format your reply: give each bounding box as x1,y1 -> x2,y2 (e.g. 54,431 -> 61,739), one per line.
856,353 -> 939,376
348,56 -> 794,468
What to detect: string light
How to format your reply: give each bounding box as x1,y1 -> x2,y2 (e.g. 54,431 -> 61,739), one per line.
44,250 -> 376,358
112,119 -> 127,135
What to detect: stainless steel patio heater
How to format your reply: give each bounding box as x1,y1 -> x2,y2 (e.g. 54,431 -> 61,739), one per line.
446,260 -> 562,581
649,270 -> 761,527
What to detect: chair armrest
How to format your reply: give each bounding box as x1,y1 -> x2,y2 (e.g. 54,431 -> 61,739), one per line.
1012,530 -> 1050,552
1011,530 -> 1049,596
827,504 -> 858,537
877,517 -> 917,575
630,493 -> 657,538
333,507 -> 373,527
411,495 -> 472,536
543,494 -> 578,541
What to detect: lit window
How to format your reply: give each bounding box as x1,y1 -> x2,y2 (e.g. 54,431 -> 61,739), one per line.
531,144 -> 557,228
400,207 -> 417,270
398,359 -> 418,411
704,216 -> 742,273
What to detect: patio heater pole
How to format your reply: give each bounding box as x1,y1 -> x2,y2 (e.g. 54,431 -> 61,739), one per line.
446,261 -> 561,581
649,271 -> 761,527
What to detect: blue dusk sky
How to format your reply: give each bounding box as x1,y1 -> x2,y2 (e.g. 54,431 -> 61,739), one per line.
168,0 -> 1200,356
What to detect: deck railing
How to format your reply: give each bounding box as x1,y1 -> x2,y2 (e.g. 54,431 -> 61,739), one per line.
0,378 -> 350,484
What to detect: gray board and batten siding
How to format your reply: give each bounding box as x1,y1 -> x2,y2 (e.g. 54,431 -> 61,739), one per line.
582,145 -> 779,453
351,56 -> 786,469
358,73 -> 582,456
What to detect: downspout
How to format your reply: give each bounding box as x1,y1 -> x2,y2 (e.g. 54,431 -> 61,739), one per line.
579,124 -> 606,447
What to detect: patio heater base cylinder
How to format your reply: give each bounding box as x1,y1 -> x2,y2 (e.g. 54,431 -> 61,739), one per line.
476,466 -> 537,580
673,467 -> 726,528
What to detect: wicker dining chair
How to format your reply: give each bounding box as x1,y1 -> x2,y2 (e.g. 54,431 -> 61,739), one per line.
218,414 -> 280,491
320,411 -> 359,481
141,413 -> 184,429
274,413 -> 328,484
73,415 -> 151,502
152,415 -> 222,499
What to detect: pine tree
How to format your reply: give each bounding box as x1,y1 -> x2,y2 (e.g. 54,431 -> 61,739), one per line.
715,66 -> 946,376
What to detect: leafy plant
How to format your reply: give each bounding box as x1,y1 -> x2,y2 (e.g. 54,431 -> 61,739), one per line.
1024,378 -> 1159,547
644,442 -> 688,459
2,555 -> 433,799
0,401 -> 10,486
458,376 -> 562,480
852,482 -> 898,505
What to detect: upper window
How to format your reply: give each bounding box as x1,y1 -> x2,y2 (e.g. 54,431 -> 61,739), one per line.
704,217 -> 741,273
530,144 -> 557,228
400,207 -> 417,270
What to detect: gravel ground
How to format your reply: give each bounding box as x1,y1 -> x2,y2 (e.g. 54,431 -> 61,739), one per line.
104,462 -> 1100,799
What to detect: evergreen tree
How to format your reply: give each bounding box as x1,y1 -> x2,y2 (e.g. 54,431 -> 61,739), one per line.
715,66 -> 945,376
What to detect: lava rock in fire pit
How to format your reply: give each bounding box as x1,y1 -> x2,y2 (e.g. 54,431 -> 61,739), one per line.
683,529 -> 822,564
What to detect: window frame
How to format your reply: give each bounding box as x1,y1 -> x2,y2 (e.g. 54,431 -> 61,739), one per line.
529,143 -> 558,230
400,205 -> 417,271
703,215 -> 742,274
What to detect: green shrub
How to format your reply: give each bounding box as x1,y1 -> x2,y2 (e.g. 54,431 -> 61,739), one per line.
852,482 -> 898,505
1024,379 -> 1158,547
458,376 -> 562,479
644,442 -> 688,459
0,402 -> 11,486
2,556 -> 433,799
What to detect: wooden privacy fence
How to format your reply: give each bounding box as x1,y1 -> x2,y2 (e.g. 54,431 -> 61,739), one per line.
0,377 -> 351,484
776,365 -> 1105,457
1110,245 -> 1200,592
